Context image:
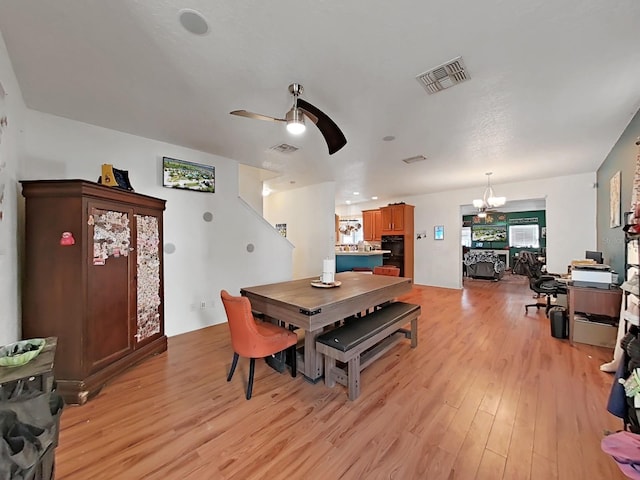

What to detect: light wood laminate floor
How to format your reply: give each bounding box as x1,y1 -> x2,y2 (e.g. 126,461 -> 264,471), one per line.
56,275 -> 626,479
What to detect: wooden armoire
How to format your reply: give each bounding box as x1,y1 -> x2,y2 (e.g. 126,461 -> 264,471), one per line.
21,180 -> 167,404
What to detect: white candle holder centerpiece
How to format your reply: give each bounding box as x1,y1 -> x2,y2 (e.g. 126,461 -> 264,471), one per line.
321,258 -> 335,284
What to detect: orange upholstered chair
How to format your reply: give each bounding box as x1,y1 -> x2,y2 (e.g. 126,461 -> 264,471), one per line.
370,266 -> 401,312
220,290 -> 298,399
373,265 -> 400,276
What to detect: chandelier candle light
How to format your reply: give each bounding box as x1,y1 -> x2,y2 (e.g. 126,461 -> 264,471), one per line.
473,172 -> 506,218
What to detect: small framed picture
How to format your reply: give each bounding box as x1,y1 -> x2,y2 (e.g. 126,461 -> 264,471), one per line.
275,223 -> 287,238
434,225 -> 444,240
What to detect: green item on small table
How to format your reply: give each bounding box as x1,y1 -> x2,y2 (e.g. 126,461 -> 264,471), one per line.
0,338 -> 46,367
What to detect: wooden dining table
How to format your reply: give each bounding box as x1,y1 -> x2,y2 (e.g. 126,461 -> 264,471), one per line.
241,271 -> 412,382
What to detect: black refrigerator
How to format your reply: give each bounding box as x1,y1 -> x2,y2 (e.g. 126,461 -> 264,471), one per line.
381,235 -> 405,276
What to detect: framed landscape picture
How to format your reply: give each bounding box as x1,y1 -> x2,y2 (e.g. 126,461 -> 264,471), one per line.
471,225 -> 507,242
162,157 -> 215,193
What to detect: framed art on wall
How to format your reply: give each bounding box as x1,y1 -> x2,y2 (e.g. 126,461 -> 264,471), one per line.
434,225 -> 444,240
163,157 -> 215,193
610,170 -> 621,228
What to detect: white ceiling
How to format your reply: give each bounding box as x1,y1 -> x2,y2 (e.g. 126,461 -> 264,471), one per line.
1,1 -> 639,207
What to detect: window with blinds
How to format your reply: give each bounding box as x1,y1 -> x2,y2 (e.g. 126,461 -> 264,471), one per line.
509,225 -> 539,248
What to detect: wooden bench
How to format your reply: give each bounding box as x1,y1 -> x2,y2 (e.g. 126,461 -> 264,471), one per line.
315,302 -> 420,400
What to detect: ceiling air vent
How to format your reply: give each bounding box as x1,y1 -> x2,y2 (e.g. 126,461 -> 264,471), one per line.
402,155 -> 427,165
416,56 -> 469,94
270,143 -> 299,154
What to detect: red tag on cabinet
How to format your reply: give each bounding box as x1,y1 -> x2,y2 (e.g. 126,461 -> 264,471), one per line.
60,232 -> 75,246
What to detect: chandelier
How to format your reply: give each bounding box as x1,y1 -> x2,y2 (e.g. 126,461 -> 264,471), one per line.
473,172 -> 506,218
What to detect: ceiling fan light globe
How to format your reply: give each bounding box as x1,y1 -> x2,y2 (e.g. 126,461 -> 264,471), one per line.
472,199 -> 484,208
285,107 -> 306,134
478,211 -> 487,218
286,121 -> 306,135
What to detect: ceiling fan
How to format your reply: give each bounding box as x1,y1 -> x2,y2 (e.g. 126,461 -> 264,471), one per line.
230,83 -> 347,155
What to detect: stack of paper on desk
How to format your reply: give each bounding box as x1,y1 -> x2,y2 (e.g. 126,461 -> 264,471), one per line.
571,266 -> 613,288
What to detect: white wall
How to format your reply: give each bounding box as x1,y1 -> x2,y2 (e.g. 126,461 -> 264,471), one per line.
264,182 -> 336,279
0,30 -> 26,344
238,164 -> 264,214
341,172 -> 597,289
20,110 -> 293,337
411,172 -> 597,288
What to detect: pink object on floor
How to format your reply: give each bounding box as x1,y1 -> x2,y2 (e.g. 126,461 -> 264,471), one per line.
601,431 -> 640,479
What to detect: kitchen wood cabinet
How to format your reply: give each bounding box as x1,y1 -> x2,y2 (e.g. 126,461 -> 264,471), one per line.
381,204 -> 414,235
362,209 -> 382,242
21,180 -> 167,404
373,209 -> 382,241
378,204 -> 415,282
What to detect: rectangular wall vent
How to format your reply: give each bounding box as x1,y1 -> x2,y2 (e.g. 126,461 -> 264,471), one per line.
416,56 -> 469,94
402,155 -> 427,164
270,143 -> 299,153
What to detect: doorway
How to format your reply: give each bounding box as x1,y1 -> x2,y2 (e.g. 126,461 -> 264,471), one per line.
461,198 -> 547,287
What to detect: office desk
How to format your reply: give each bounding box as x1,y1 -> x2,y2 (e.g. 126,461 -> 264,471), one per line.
241,272 -> 412,382
568,285 -> 622,346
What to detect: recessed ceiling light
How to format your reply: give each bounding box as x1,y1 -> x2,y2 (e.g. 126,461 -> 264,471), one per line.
346,200 -> 352,205
353,192 -> 360,195
383,135 -> 395,142
371,196 -> 378,200
179,9 -> 209,35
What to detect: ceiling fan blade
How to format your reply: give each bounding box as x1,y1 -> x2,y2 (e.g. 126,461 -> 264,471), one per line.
297,99 -> 347,155
299,109 -> 318,124
230,110 -> 286,123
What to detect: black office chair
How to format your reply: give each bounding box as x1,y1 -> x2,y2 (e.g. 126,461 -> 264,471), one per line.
526,275 -> 567,315
514,251 -> 567,316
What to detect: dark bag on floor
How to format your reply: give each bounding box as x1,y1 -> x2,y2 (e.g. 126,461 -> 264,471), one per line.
0,381 -> 56,480
549,306 -> 568,339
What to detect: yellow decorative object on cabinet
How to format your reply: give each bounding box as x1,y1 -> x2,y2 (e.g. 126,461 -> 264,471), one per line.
101,164 -> 116,187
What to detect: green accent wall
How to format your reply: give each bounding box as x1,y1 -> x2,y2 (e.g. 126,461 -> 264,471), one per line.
463,210 -> 546,267
596,108 -> 640,279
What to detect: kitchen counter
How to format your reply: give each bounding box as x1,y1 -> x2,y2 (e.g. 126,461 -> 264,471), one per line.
334,250 -> 390,272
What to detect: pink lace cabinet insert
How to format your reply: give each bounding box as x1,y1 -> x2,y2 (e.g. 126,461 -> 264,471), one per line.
21,180 -> 167,405
136,214 -> 161,341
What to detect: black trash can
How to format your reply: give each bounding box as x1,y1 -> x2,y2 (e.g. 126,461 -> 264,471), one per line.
549,306 -> 568,339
